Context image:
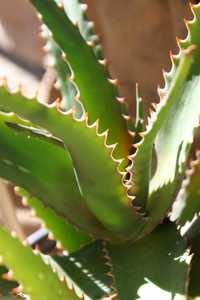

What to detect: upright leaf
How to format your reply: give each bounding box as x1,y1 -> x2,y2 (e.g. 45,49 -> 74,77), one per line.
171,151 -> 200,225
30,0 -> 131,155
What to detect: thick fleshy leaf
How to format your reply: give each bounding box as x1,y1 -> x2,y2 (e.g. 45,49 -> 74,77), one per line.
62,0 -> 100,48
171,151 -> 200,225
130,4 -> 200,235
43,0 -> 103,111
30,0 -> 131,155
53,240 -> 114,299
130,44 -> 195,209
0,226 -> 80,300
148,4 -> 200,220
0,87 -> 145,241
107,222 -> 189,300
0,112 -> 106,237
16,187 -> 92,253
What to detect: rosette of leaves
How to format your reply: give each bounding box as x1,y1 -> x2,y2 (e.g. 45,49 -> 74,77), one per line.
0,1 -> 200,299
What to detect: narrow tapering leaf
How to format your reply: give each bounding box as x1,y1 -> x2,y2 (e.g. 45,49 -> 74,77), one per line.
31,0 -> 131,155
0,112 -> 106,237
53,240 -> 113,299
0,86 -> 145,241
16,187 -> 92,253
0,226 -> 80,300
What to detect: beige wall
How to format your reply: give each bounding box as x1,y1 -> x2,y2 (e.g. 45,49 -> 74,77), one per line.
0,0 -> 195,110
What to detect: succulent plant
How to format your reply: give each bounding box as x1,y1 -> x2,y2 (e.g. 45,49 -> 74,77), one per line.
1,0 -> 200,299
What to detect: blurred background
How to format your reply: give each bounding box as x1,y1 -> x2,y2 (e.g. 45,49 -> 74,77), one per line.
0,0 -> 199,241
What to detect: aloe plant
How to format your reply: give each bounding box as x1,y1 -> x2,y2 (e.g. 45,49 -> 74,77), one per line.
1,1 -> 200,299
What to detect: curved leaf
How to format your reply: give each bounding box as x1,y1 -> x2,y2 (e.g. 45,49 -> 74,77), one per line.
0,226 -> 80,300
16,187 -> 92,253
30,0 -> 131,156
0,87 -> 145,242
130,45 -> 195,209
0,112 -> 106,237
147,4 -> 200,221
171,151 -> 200,225
129,4 -> 200,236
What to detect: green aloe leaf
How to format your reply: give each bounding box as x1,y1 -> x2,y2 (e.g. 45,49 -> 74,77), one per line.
62,0 -> 100,49
130,4 -> 200,234
148,4 -> 200,221
0,226 -> 80,300
43,0 -> 103,111
52,240 -> 113,299
0,87 -> 145,241
0,112 -> 106,237
15,187 -> 92,253
130,43 -> 195,210
107,222 -> 189,300
171,151 -> 200,225
30,0 -> 131,156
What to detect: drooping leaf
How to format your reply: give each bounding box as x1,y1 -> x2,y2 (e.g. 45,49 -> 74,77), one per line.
0,86 -> 145,241
30,0 -> 131,155
15,187 -> 92,253
0,226 -> 80,300
107,222 -> 189,300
